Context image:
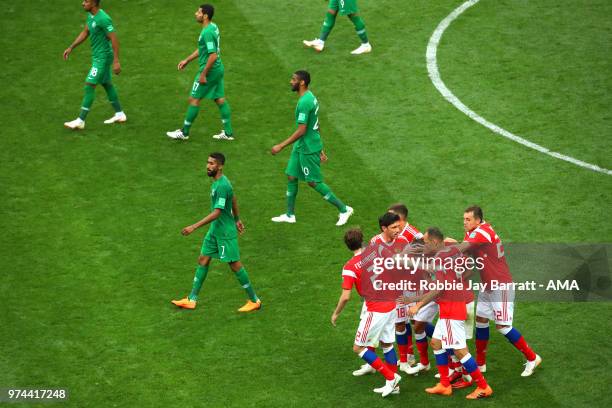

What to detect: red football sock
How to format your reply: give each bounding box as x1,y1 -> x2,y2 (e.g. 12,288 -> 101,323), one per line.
398,344 -> 409,363
369,358 -> 395,381
475,339 -> 488,366
407,333 -> 414,355
513,336 -> 537,361
417,341 -> 429,365
438,364 -> 450,387
469,367 -> 488,389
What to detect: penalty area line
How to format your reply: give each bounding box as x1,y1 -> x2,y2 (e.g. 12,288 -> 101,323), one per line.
426,0 -> 612,176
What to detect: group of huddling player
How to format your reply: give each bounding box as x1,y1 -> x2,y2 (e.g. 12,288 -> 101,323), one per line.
331,204 -> 542,399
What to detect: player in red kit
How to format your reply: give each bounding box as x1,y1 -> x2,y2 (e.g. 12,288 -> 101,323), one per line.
387,203 -> 423,370
331,227 -> 402,397
457,206 -> 541,377
407,227 -> 493,399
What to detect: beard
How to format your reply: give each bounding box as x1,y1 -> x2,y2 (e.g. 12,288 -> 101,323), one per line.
291,84 -> 299,92
207,169 -> 218,177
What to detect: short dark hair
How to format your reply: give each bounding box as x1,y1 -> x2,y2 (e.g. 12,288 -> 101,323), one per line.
379,212 -> 400,229
209,152 -> 225,165
425,227 -> 444,241
93,0 -> 101,5
464,205 -> 483,221
388,203 -> 408,220
200,4 -> 214,20
344,228 -> 363,251
294,70 -> 311,87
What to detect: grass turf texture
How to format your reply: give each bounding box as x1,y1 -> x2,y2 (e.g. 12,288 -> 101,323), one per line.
1,0 -> 611,406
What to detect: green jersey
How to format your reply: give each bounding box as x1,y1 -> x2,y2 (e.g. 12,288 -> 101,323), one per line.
87,9 -> 115,61
209,175 -> 237,239
294,90 -> 323,154
198,23 -> 223,71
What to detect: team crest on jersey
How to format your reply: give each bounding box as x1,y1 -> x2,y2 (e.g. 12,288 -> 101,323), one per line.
469,232 -> 477,238
92,21 -> 97,28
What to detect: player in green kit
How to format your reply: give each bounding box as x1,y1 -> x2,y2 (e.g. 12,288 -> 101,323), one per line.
270,71 -> 354,226
303,0 -> 372,55
172,153 -> 261,312
63,0 -> 126,130
167,4 -> 234,141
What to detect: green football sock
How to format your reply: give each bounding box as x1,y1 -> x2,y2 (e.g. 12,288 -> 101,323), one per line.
319,11 -> 337,41
102,82 -> 122,113
188,265 -> 209,301
79,85 -> 96,120
313,182 -> 347,212
349,15 -> 369,43
217,101 -> 233,136
286,179 -> 298,216
235,267 -> 258,302
182,104 -> 200,136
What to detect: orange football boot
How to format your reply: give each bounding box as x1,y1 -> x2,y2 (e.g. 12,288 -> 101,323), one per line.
466,385 -> 493,399
425,383 -> 452,396
171,297 -> 196,310
238,299 -> 261,312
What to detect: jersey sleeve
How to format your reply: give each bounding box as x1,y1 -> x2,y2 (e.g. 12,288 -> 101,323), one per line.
341,268 -> 357,290
99,15 -> 115,35
202,30 -> 218,54
213,184 -> 230,210
296,99 -> 312,125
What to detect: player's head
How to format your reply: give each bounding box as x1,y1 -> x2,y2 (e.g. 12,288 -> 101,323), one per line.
82,0 -> 100,11
344,228 -> 363,252
388,203 -> 408,228
207,152 -> 225,177
464,205 -> 483,232
423,227 -> 444,253
379,212 -> 401,240
197,4 -> 214,23
291,70 -> 311,92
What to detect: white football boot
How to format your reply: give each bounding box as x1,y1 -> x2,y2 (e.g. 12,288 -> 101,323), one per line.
212,130 -> 234,140
404,362 -> 430,375
103,112 -> 127,124
521,354 -> 542,377
336,206 -> 354,226
271,214 -> 296,224
352,363 -> 376,376
350,42 -> 372,55
373,385 -> 400,395
303,38 -> 325,52
479,364 -> 486,373
64,118 -> 85,130
166,129 -> 189,140
378,373 -> 401,398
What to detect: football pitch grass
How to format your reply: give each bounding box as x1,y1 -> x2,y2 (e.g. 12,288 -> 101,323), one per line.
1,0 -> 611,406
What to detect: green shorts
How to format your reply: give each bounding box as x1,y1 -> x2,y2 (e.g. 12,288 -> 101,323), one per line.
201,232 -> 240,263
328,0 -> 359,15
85,57 -> 112,85
285,149 -> 323,182
190,67 -> 225,100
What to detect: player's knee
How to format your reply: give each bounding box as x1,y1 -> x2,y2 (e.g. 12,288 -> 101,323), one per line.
495,324 -> 510,333
327,9 -> 337,16
85,82 -> 96,88
215,97 -> 225,105
476,316 -> 489,324
188,97 -> 200,106
198,256 -> 210,266
287,176 -> 297,182
353,344 -> 365,354
395,322 -> 405,330
307,181 -> 317,188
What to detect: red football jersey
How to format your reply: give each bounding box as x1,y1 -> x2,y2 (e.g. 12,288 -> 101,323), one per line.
341,252 -> 396,313
400,223 -> 423,242
464,222 -> 513,285
369,233 -> 410,246
433,246 -> 470,320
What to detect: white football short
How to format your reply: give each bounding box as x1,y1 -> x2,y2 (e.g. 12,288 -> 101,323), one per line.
355,309 -> 396,347
395,303 -> 409,323
433,318 -> 467,349
476,289 -> 514,325
413,301 -> 438,323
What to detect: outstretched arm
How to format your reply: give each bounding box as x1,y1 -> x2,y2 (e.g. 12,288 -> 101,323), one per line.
181,209 -> 222,235
63,26 -> 89,60
271,124 -> 307,155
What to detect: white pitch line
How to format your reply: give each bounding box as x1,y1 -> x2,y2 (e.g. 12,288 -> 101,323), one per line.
427,0 -> 612,176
